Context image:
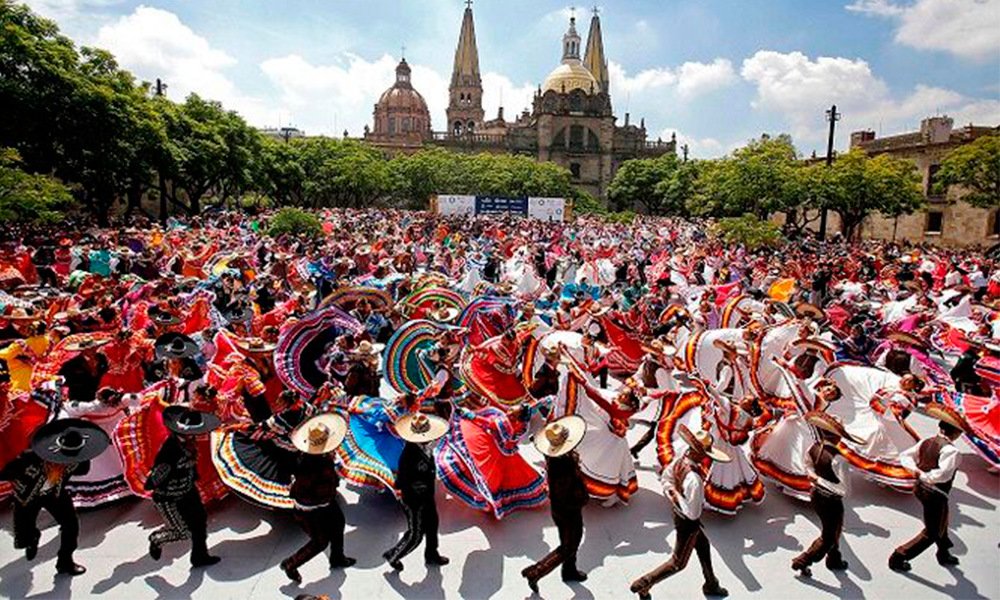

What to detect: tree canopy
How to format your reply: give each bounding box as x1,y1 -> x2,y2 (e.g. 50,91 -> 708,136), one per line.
935,133 -> 1000,209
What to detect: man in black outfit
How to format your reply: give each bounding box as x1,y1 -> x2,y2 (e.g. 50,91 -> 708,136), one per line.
58,338 -> 110,404
792,412 -> 864,576
280,413 -> 356,583
0,418 -> 110,576
522,415 -> 589,593
146,406 -> 221,568
383,412 -> 450,571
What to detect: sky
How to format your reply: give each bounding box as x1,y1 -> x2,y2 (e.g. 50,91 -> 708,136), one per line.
20,0 -> 1000,158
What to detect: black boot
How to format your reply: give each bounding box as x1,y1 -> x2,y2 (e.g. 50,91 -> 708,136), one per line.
889,554 -> 912,572
191,554 -> 221,568
521,566 -> 539,594
56,562 -> 86,576
702,580 -> 729,597
562,566 -> 588,582
149,540 -> 162,561
425,551 -> 450,566
330,555 -> 357,569
937,552 -> 959,566
25,544 -> 38,562
280,560 -> 302,583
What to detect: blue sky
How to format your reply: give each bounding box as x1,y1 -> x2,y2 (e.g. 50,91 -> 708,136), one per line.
23,0 -> 1000,157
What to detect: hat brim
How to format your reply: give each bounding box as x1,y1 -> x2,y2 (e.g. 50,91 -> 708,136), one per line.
32,419 -> 110,464
155,333 -> 201,360
805,411 -> 865,445
924,403 -> 974,436
396,413 -> 449,443
163,406 -> 221,436
533,415 -> 587,457
677,423 -> 731,462
292,413 -> 348,454
235,339 -> 277,354
64,339 -> 110,353
794,303 -> 825,320
887,331 -> 927,348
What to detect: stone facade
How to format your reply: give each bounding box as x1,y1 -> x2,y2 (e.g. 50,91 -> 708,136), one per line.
364,58 -> 432,152
852,117 -> 998,247
365,7 -> 675,199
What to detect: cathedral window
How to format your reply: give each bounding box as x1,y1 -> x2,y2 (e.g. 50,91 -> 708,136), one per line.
570,125 -> 584,149
402,117 -> 411,132
588,129 -> 600,149
570,163 -> 581,179
453,121 -> 463,136
388,117 -> 396,134
467,121 -> 475,134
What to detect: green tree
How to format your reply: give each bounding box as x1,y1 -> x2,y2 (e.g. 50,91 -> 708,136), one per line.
935,133 -> 1000,208
712,214 -> 783,249
267,207 -> 323,238
0,148 -> 74,223
696,134 -> 801,219
607,154 -> 680,213
825,148 -> 924,241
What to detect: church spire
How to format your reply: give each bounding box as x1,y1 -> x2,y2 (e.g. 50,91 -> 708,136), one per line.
583,7 -> 609,95
447,1 -> 485,136
451,0 -> 481,88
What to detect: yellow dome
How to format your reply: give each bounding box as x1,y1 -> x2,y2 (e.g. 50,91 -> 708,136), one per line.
542,61 -> 598,95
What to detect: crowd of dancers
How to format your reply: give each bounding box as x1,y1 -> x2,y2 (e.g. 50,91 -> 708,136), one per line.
0,208 -> 997,596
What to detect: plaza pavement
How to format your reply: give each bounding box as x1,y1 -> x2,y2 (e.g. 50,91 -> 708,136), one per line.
1,402 -> 998,600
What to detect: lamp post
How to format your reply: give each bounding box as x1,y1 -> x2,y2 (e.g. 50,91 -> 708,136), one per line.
819,104 -> 840,240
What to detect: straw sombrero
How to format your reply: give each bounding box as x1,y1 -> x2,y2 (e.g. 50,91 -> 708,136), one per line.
794,302 -> 825,320
533,415 -> 586,457
395,412 -> 449,443
292,413 -> 348,455
429,306 -> 460,323
924,402 -> 974,436
235,337 -> 277,354
677,424 -> 730,462
887,331 -> 927,349
805,411 -> 865,445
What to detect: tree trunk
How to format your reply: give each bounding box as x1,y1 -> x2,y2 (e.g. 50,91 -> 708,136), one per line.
158,173 -> 169,225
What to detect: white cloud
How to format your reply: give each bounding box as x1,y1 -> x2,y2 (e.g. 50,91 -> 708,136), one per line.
847,0 -> 1000,60
660,129 -> 743,159
676,59 -> 737,97
481,73 -> 536,121
608,61 -> 677,97
741,49 -> 999,149
95,6 -> 269,124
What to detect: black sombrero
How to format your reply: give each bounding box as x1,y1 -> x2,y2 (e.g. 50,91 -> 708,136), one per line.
155,332 -> 201,361
163,406 -> 221,436
32,418 -> 110,464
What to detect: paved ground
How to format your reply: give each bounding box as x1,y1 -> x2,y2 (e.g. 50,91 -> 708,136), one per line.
1,406 -> 998,600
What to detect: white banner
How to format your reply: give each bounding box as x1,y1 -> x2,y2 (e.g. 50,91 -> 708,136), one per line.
436,195 -> 475,217
527,197 -> 566,221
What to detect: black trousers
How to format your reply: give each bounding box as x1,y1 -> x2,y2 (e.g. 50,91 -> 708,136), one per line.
243,394 -> 272,424
37,266 -> 59,288
150,491 -> 209,560
794,489 -> 844,567
630,422 -> 657,456
385,493 -> 439,563
13,492 -> 78,567
524,507 -> 584,581
632,511 -> 719,592
284,502 -> 347,570
895,484 -> 953,560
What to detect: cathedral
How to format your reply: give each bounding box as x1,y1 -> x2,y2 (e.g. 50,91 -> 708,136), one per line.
363,4 -> 674,199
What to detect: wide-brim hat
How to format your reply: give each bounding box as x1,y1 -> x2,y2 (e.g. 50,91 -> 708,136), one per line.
712,339 -> 747,358
149,307 -> 182,326
796,338 -> 836,355
395,412 -> 449,443
163,405 -> 221,436
235,336 -> 277,354
430,307 -> 460,323
32,418 -> 110,464
794,302 -> 825,320
291,413 -> 348,454
677,423 -> 730,462
222,304 -> 254,325
805,411 -> 865,445
887,331 -> 927,349
533,415 -> 587,457
6,307 -> 40,322
64,337 -> 110,353
924,402 -> 974,436
155,332 -> 200,360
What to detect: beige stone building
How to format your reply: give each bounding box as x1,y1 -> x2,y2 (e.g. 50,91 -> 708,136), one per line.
851,116 -> 998,247
364,6 -> 674,199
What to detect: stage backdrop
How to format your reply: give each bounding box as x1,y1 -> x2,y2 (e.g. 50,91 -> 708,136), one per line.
431,195 -> 568,221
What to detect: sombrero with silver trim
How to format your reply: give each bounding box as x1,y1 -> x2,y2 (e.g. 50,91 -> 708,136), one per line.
163,406 -> 221,436
533,415 -> 587,457
794,302 -> 825,320
924,402 -> 974,436
32,418 -> 110,464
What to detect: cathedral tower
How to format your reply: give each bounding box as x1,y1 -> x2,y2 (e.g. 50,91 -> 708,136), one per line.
447,1 -> 485,136
583,8 -> 610,96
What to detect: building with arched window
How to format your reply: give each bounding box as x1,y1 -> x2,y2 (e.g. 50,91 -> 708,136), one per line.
365,6 -> 675,200
364,58 -> 431,151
